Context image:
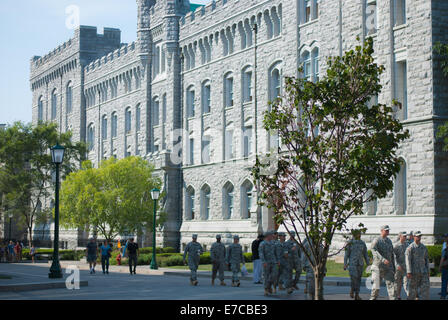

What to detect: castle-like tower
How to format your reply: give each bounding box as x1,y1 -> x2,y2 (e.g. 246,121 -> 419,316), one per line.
30,0 -> 448,251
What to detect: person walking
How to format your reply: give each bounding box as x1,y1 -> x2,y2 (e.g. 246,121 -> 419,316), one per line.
14,242 -> 21,263
278,232 -> 294,294
439,233 -> 448,300
183,234 -> 204,286
7,241 -> 15,263
100,240 -> 112,274
393,231 -> 409,299
369,225 -> 396,300
30,244 -> 36,264
127,238 -> 139,275
405,231 -> 430,300
272,231 -> 282,293
302,237 -> 327,299
285,231 -> 302,290
226,235 -> 245,287
344,230 -> 370,300
407,231 -> 414,246
86,237 -> 98,274
259,231 -> 279,296
210,235 -> 226,286
251,234 -> 264,284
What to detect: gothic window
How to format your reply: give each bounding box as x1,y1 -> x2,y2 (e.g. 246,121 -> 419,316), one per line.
244,19 -> 253,47
242,67 -> 253,103
224,73 -> 234,108
220,30 -> 229,56
87,124 -> 95,152
188,44 -> 196,69
186,186 -> 195,220
394,159 -> 407,215
51,89 -> 57,120
226,26 -> 234,54
238,22 -> 246,50
204,37 -> 212,63
394,60 -> 408,121
199,39 -> 206,65
241,180 -> 254,219
271,6 -> 281,37
202,81 -> 211,114
269,64 -> 282,101
66,82 -> 73,114
38,96 -> 44,122
101,115 -> 108,140
394,0 -> 406,26
264,10 -> 273,39
222,182 -> 234,219
187,86 -> 195,118
125,107 -> 132,134
200,184 -> 211,220
112,112 -> 118,138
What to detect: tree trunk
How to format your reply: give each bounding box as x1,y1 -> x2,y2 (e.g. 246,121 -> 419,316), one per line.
28,225 -> 33,248
314,267 -> 325,300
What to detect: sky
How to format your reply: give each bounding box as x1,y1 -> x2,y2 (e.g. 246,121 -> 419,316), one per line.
0,0 -> 211,126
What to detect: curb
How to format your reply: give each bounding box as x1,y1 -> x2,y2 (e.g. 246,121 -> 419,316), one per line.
0,281 -> 88,292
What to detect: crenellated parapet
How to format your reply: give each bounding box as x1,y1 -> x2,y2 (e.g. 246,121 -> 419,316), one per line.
85,42 -> 137,74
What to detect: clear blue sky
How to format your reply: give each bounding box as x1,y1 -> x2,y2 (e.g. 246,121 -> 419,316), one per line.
0,0 -> 210,126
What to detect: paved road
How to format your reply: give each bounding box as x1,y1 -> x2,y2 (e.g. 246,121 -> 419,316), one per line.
0,263 -> 444,300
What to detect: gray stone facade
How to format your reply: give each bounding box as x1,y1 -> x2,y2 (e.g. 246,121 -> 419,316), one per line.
30,0 -> 448,251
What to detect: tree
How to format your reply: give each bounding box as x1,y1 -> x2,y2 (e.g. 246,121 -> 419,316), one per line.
0,122 -> 86,245
60,156 -> 163,242
252,38 -> 409,300
434,42 -> 448,151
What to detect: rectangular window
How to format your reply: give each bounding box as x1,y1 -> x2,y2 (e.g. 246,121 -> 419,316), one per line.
187,89 -> 195,117
394,0 -> 406,26
243,71 -> 252,103
112,115 -> 118,138
136,107 -> 141,132
189,138 -> 194,165
305,0 -> 311,23
225,77 -> 234,107
102,118 -> 107,140
153,101 -> 160,126
202,85 -> 211,114
394,60 -> 407,121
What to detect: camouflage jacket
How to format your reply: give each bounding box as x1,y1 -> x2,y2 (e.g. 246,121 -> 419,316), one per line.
259,240 -> 278,264
405,242 -> 429,274
344,239 -> 369,267
285,239 -> 301,263
210,242 -> 226,262
183,241 -> 204,262
226,243 -> 244,264
393,241 -> 408,271
371,236 -> 395,271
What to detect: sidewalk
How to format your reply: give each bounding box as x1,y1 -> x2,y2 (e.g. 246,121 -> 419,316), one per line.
14,260 -> 442,288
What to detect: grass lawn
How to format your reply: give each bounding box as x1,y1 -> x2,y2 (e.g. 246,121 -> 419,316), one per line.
166,261 -> 370,278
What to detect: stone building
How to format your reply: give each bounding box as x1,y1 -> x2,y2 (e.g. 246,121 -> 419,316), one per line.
30,0 -> 448,251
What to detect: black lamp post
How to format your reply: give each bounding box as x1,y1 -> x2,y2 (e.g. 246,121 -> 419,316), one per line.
8,212 -> 13,242
48,143 -> 65,279
149,188 -> 160,270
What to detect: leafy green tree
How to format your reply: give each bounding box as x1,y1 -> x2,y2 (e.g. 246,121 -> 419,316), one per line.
252,38 -> 409,300
0,122 -> 86,245
434,42 -> 448,151
60,156 -> 163,242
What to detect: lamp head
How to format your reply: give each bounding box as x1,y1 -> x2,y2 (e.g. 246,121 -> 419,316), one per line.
151,188 -> 160,200
51,143 -> 65,164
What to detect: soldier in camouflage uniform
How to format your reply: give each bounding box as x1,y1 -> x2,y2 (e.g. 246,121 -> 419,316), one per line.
183,234 -> 204,286
272,231 -> 283,293
259,231 -> 280,296
278,232 -> 294,294
226,235 -> 245,287
405,231 -> 430,300
285,231 -> 302,290
393,231 -> 409,299
301,237 -> 327,299
370,225 -> 396,300
210,234 -> 226,286
344,230 -> 369,300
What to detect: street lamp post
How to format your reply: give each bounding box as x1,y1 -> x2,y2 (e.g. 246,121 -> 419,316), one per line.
150,188 -> 160,270
49,143 -> 65,279
8,212 -> 13,242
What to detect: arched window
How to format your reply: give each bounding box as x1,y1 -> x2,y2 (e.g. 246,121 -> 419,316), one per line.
263,10 -> 273,40
38,96 -> 44,122
111,112 -> 118,138
242,66 -> 253,103
224,72 -> 234,108
87,124 -> 95,152
200,184 -> 211,220
186,86 -> 195,118
66,82 -> 73,114
186,186 -> 195,220
201,81 -> 211,114
269,65 -> 281,101
271,7 -> 281,37
51,89 -> 57,120
101,115 -> 107,140
394,0 -> 406,26
222,182 -> 234,219
240,180 -> 254,219
125,108 -> 132,134
394,159 -> 407,215
152,98 -> 160,126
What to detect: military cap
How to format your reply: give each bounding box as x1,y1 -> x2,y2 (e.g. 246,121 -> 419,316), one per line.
216,234 -> 221,239
380,225 -> 390,231
192,234 -> 198,239
409,231 -> 414,235
414,231 -> 422,237
399,231 -> 408,236
233,235 -> 240,240
264,230 -> 272,236
278,232 -> 286,237
289,231 -> 296,237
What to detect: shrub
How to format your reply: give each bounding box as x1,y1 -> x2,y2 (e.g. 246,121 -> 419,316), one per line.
243,252 -> 253,262
163,247 -> 177,253
199,252 -> 211,264
162,254 -> 184,267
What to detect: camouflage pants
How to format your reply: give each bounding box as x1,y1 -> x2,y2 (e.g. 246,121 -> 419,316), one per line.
212,260 -> 225,281
394,268 -> 409,297
263,263 -> 276,290
349,265 -> 363,293
188,259 -> 199,281
370,267 -> 396,300
230,262 -> 241,282
272,263 -> 280,287
291,260 -> 302,286
305,270 -> 315,297
407,273 -> 430,300
279,261 -> 292,288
